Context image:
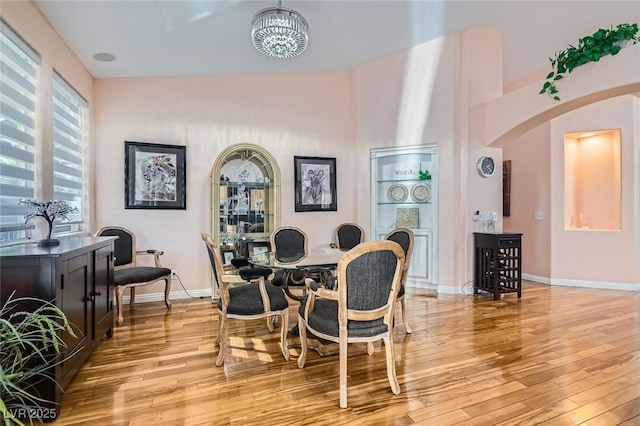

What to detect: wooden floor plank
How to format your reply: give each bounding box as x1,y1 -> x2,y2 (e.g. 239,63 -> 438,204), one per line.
48,282 -> 640,425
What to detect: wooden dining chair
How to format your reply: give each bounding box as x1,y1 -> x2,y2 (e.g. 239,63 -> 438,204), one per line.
95,226 -> 172,326
297,240 -> 405,408
330,223 -> 364,251
201,233 -> 289,366
385,227 -> 415,334
270,226 -> 309,300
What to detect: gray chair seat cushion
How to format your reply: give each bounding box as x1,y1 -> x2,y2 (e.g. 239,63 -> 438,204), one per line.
114,267 -> 171,286
298,298 -> 388,338
220,282 -> 288,315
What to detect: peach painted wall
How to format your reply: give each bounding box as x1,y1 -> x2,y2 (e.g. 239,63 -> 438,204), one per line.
10,0 -> 638,297
634,97 -> 640,287
353,36 -> 457,291
483,43 -> 640,147
353,31 -> 504,293
93,74 -> 355,295
551,96 -> 637,285
495,123 -> 552,279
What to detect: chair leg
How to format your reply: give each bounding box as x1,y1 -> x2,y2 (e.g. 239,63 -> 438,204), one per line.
383,335 -> 400,395
164,277 -> 172,310
339,334 -> 348,408
297,315 -> 308,368
130,287 -> 136,306
366,342 -> 375,355
280,311 -> 290,361
266,317 -> 274,333
400,297 -> 411,334
114,286 -> 124,326
216,313 -> 229,367
214,311 -> 221,347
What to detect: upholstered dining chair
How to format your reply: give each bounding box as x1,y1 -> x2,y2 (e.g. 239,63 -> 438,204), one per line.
385,227 -> 415,334
270,226 -> 309,300
330,223 -> 365,251
201,233 -> 289,366
297,240 -> 405,408
95,226 -> 172,326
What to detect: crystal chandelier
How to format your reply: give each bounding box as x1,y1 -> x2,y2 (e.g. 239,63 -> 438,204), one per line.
251,0 -> 309,58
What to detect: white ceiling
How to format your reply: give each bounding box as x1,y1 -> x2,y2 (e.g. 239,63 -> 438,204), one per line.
33,1 -> 640,84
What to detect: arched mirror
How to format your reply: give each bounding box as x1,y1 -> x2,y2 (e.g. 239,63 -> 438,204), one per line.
211,144 -> 280,258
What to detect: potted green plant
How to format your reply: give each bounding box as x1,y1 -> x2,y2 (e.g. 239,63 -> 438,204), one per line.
540,23 -> 639,100
0,293 -> 76,425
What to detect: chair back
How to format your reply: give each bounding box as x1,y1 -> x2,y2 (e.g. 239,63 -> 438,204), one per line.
270,226 -> 308,263
201,233 -> 229,306
337,240 -> 404,325
384,228 -> 414,278
335,223 -> 364,251
96,226 -> 135,268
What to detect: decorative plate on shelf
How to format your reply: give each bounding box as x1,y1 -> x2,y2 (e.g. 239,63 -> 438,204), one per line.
387,184 -> 408,203
410,183 -> 431,203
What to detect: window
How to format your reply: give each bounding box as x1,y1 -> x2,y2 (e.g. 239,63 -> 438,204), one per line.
52,73 -> 88,234
0,20 -> 40,242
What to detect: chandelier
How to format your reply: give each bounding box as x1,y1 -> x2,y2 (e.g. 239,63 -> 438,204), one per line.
250,0 -> 309,58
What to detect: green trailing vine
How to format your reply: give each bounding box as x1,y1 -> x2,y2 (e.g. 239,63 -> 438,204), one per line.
540,23 -> 639,100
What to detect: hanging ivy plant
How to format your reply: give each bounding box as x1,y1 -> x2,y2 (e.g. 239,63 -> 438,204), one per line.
540,23 -> 639,101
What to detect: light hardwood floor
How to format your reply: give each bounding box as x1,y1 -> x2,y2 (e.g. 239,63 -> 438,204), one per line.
52,281 -> 640,425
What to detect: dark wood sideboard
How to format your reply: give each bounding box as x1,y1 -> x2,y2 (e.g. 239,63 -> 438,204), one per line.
0,237 -> 116,421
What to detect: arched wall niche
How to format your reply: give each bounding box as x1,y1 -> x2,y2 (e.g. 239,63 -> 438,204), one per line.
210,143 -> 281,256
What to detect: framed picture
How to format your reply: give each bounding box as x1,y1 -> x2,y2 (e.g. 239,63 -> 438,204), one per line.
294,156 -> 337,212
220,248 -> 235,265
503,160 -> 511,217
247,241 -> 270,258
125,141 -> 187,209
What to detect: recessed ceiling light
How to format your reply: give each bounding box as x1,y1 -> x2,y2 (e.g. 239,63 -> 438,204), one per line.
93,53 -> 116,62
580,132 -> 595,138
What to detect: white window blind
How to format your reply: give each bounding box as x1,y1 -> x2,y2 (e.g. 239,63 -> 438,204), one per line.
0,19 -> 40,242
52,73 -> 87,234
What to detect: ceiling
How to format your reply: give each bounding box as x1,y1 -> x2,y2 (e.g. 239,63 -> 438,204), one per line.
33,1 -> 640,84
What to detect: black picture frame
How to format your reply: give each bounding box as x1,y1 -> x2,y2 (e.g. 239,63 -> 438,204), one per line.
220,247 -> 236,265
294,156 -> 337,212
503,160 -> 511,217
125,141 -> 187,209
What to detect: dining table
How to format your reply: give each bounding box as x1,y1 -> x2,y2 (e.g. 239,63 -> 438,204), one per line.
249,247 -> 345,297
248,247 -> 346,357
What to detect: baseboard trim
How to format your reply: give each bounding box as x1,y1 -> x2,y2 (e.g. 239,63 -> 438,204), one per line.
122,288 -> 213,304
122,275 -> 639,305
522,273 -> 639,292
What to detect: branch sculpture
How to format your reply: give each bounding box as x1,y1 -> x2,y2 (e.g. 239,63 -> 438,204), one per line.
20,199 -> 78,246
